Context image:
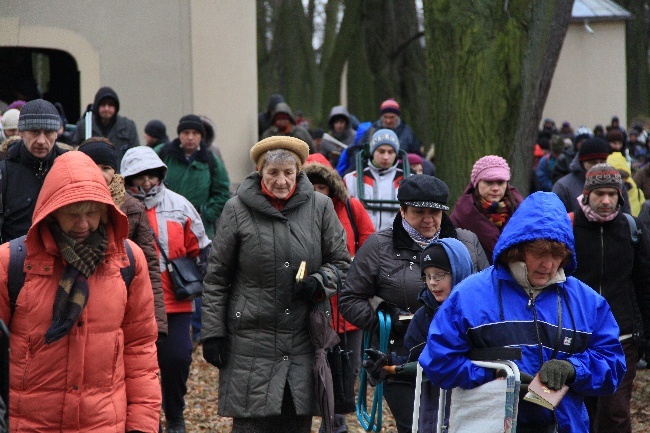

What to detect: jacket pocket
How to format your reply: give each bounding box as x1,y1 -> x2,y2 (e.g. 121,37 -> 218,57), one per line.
229,295 -> 248,332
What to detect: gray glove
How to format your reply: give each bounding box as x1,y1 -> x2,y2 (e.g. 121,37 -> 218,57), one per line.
539,359 -> 575,390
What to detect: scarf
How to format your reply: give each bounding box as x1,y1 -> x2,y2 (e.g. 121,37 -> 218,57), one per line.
128,182 -> 165,210
45,223 -> 108,344
508,261 -> 566,299
577,194 -> 619,223
108,174 -> 126,208
402,217 -> 440,248
261,180 -> 297,211
480,197 -> 510,228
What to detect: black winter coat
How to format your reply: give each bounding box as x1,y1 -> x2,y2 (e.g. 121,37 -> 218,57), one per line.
573,209 -> 650,339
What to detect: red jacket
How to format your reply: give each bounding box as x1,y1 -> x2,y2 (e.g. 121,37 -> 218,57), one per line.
0,152 -> 160,432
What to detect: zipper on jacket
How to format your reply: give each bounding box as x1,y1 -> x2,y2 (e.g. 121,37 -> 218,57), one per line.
529,289 -> 544,365
599,226 -> 604,295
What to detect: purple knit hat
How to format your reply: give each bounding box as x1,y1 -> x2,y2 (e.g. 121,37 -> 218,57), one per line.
470,155 -> 511,187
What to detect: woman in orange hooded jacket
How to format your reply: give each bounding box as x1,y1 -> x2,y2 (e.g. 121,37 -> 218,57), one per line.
0,151 -> 161,432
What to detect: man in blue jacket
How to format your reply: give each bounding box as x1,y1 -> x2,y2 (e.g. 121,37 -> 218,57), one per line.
419,192 -> 626,433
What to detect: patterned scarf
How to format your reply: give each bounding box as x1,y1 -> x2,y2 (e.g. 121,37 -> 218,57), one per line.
45,223 -> 108,344
577,194 -> 619,223
480,197 -> 510,228
402,217 -> 440,248
108,174 -> 126,208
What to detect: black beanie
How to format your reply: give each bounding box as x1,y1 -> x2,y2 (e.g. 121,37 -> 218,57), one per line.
421,243 -> 452,274
578,138 -> 611,162
177,114 -> 206,137
145,120 -> 168,141
78,138 -> 118,170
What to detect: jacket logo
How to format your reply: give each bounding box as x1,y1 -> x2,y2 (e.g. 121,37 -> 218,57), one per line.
563,337 -> 572,346
423,254 -> 431,261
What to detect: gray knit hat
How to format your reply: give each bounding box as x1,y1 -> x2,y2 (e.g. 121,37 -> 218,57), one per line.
18,99 -> 61,132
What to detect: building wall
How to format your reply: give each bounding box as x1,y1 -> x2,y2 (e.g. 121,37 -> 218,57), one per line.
543,20 -> 627,130
0,0 -> 257,184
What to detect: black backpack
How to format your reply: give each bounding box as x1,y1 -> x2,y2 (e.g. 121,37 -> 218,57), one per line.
7,235 -> 136,314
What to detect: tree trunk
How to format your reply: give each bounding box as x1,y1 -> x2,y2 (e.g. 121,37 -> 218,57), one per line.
620,0 -> 650,122
424,0 -> 573,201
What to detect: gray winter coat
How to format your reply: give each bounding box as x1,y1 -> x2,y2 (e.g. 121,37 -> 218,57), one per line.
201,171 -> 351,418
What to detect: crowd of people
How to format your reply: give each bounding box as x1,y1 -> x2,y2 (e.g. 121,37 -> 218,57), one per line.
0,93 -> 648,433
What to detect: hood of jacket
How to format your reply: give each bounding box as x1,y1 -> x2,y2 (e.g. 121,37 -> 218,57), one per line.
120,146 -> 168,181
419,237 -> 474,307
569,153 -> 586,177
271,102 -> 296,124
492,192 -> 577,273
303,162 -> 349,202
26,151 -> 129,251
327,105 -> 351,129
93,86 -> 120,115
607,151 -> 630,177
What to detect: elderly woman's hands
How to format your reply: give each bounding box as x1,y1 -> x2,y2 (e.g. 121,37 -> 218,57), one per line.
291,275 -> 325,303
203,337 -> 226,368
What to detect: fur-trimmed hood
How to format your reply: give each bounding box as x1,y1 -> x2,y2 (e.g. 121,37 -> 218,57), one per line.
303,162 -> 349,202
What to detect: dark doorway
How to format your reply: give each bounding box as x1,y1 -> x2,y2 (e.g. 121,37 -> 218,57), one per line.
0,47 -> 80,124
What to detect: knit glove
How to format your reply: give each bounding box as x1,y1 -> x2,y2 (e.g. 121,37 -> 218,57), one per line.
363,348 -> 390,386
539,359 -> 575,390
202,337 -> 226,368
291,275 -> 324,303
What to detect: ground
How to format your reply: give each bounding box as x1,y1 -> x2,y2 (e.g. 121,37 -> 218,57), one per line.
175,347 -> 650,432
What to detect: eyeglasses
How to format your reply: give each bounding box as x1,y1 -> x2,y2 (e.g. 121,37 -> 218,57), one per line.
421,272 -> 450,283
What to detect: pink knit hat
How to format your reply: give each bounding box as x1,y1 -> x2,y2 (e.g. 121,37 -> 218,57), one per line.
380,99 -> 400,116
470,155 -> 511,187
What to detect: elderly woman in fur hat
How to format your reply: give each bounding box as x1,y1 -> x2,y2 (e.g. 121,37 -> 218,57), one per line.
201,136 -> 351,433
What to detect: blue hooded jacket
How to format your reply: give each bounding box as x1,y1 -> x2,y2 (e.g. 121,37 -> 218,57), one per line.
419,192 -> 626,433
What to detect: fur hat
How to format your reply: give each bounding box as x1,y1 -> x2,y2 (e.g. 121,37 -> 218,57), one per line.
578,138 -> 611,162
421,242 -> 451,274
582,163 -> 624,205
470,155 -> 511,187
177,114 -> 206,137
398,174 -> 449,211
369,129 -> 400,156
17,99 -> 61,132
250,136 -> 310,170
380,99 -> 400,116
1,109 -> 20,131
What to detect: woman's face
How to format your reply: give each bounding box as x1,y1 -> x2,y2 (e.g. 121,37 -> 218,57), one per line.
53,204 -> 102,242
400,206 -> 442,238
97,164 -> 115,185
524,250 -> 563,287
262,161 -> 297,199
423,266 -> 452,303
312,183 -> 330,197
477,180 -> 507,202
131,174 -> 160,193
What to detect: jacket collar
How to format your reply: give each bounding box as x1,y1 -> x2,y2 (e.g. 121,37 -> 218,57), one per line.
167,138 -> 211,164
238,171 -> 314,219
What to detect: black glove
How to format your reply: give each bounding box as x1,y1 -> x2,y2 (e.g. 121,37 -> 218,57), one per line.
518,371 -> 535,399
199,246 -> 211,278
379,304 -> 410,337
363,348 -> 390,386
155,332 -> 166,346
539,359 -> 575,390
203,337 -> 226,368
291,275 -> 324,303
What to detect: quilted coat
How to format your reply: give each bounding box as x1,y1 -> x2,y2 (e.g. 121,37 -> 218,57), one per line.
0,152 -> 161,432
201,171 -> 351,418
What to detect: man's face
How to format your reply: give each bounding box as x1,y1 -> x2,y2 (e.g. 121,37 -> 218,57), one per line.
583,159 -> 607,172
381,113 -> 399,129
98,100 -> 117,123
179,129 -> 202,155
143,133 -> 157,147
372,144 -> 397,168
333,119 -> 347,133
19,129 -> 57,158
588,187 -> 619,217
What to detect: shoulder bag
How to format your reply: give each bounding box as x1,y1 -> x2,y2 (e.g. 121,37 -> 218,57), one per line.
152,231 -> 203,301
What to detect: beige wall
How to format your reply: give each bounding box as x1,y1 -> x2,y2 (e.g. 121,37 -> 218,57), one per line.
0,0 -> 257,184
543,20 -> 627,130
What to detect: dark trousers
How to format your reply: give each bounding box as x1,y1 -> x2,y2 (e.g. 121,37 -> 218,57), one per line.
586,338 -> 638,433
157,313 -> 193,424
383,380 -> 415,433
232,382 -> 312,433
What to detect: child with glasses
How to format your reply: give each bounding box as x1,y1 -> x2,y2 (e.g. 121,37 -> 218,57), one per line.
363,237 -> 473,432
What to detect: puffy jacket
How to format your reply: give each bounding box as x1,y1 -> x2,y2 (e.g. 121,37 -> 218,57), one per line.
201,171 -> 351,417
343,162 -> 403,231
0,141 -> 68,243
156,138 -> 230,239
0,152 -> 161,432
121,193 -> 167,335
121,147 -> 211,314
420,192 -> 626,433
449,182 -> 523,263
573,208 -> 650,340
340,213 -> 489,358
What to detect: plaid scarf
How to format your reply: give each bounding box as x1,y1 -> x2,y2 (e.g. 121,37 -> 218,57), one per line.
480,197 -> 510,229
44,223 -> 108,344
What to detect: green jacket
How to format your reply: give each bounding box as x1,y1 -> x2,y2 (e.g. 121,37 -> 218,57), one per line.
156,139 -> 230,238
202,172 -> 351,417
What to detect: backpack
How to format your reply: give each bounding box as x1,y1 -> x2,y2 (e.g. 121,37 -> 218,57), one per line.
7,235 -> 136,314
